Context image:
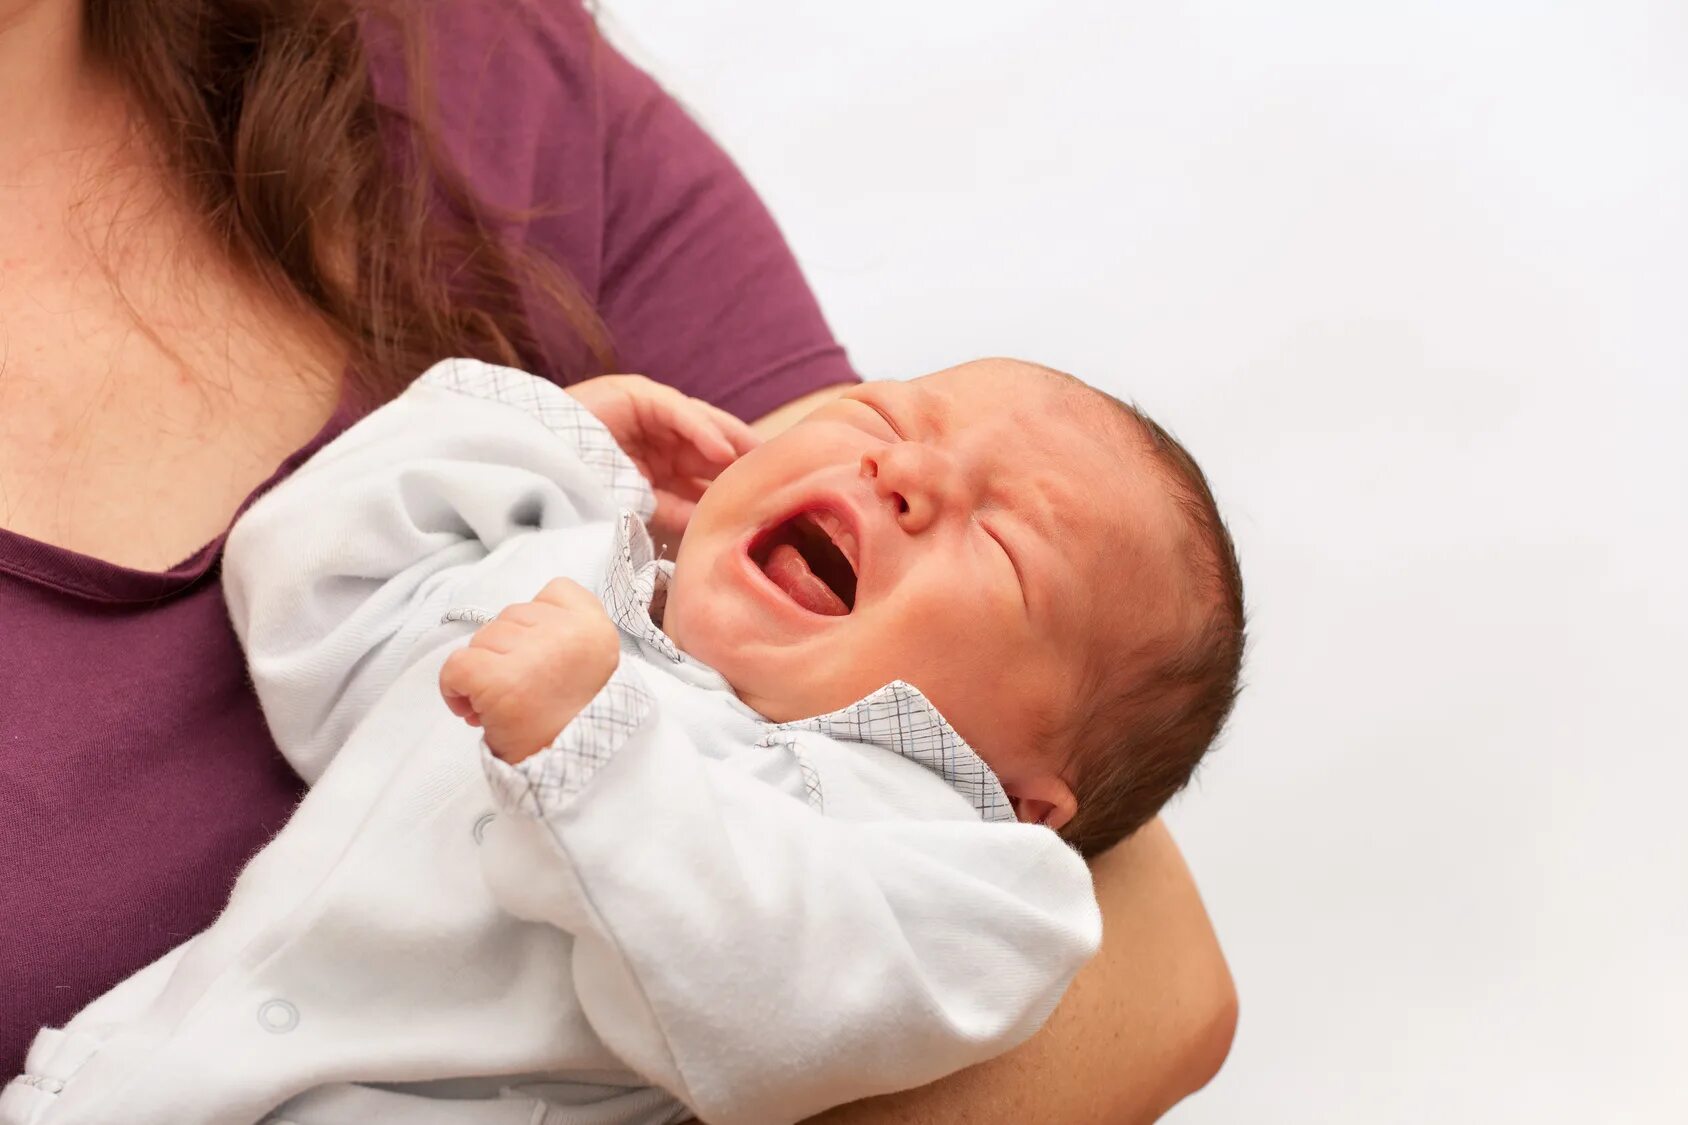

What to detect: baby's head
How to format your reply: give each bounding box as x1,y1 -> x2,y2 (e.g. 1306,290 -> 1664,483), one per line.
664,358 -> 1244,855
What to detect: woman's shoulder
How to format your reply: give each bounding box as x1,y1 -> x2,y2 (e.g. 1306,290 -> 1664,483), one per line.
364,1 -> 618,219
362,0 -> 856,417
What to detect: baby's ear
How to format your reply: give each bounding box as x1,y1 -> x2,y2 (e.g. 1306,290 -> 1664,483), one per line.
1004,775 -> 1077,832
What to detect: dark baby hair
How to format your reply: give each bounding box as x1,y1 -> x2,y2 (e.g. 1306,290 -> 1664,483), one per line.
1056,390 -> 1246,858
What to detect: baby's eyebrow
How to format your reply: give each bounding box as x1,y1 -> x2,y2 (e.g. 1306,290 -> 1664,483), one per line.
854,383 -> 914,433
898,382 -> 945,436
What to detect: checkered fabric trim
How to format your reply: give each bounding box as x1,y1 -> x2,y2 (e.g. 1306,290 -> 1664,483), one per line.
481,660 -> 656,816
600,512 -> 683,663
416,359 -> 656,523
769,681 -> 1014,823
753,732 -> 827,813
791,743 -> 826,812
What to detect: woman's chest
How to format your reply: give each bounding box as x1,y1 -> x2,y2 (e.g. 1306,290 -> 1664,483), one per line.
0,154 -> 346,571
0,287 -> 341,571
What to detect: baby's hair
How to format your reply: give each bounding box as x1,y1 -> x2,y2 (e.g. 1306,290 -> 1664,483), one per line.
1048,379 -> 1246,857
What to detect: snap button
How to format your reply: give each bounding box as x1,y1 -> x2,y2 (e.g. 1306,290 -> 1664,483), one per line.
17,1075 -> 64,1094
256,999 -> 299,1033
472,812 -> 495,843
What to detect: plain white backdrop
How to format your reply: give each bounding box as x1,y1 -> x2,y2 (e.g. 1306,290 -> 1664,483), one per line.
599,3 -> 1688,1121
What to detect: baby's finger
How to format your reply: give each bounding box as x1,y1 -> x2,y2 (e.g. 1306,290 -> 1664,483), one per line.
532,577 -> 595,611
698,401 -> 760,456
663,440 -> 744,484
652,490 -> 698,538
442,688 -> 476,719
493,601 -> 546,628
660,475 -> 710,503
466,620 -> 527,655
444,691 -> 483,727
440,647 -> 496,717
642,389 -> 740,466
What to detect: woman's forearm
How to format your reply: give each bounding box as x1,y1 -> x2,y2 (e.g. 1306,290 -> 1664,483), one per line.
806,819 -> 1237,1125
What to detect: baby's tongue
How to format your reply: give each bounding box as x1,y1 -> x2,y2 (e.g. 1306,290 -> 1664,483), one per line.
765,542 -> 848,617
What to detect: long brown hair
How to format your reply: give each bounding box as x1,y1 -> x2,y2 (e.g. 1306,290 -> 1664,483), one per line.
85,0 -> 614,404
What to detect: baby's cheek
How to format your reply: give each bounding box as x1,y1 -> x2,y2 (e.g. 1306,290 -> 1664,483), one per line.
896,592 -> 1032,718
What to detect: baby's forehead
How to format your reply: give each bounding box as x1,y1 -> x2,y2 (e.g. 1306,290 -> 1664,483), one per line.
913,361 -> 1211,662
935,367 -> 1189,585
911,362 -> 1155,506
911,360 -> 1111,441
915,357 -> 1083,399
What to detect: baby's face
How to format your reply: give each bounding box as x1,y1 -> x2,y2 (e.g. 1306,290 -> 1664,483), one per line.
664,359 -> 1186,827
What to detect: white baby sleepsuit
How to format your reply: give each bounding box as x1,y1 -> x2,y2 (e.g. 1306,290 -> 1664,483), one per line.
0,360 -> 1101,1125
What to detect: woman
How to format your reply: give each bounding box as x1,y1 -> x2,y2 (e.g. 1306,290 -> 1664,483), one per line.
0,0 -> 1236,1119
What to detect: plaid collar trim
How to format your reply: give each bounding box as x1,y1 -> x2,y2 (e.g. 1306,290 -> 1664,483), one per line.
417,359 -> 656,522
766,680 -> 1014,823
602,512 -> 683,664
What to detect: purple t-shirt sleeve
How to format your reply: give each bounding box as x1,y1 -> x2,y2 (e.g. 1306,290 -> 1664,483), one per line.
591,44 -> 856,420
388,1 -> 857,419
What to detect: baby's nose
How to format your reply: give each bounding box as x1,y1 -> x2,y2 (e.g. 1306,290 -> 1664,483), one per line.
860,445 -> 968,534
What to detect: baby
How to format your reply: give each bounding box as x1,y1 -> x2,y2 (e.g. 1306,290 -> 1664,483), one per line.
2,358 -> 1243,1125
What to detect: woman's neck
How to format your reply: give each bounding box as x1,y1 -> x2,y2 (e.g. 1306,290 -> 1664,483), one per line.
0,1 -> 114,172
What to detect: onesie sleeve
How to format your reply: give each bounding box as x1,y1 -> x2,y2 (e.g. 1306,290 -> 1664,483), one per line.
476,672 -> 1102,1125
223,359 -> 650,783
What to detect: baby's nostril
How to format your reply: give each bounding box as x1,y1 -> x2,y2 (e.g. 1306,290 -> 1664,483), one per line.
895,494 -> 909,515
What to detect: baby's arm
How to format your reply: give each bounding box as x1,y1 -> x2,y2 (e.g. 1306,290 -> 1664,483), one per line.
438,577 -> 622,763
224,360 -> 747,781
459,635 -> 1102,1125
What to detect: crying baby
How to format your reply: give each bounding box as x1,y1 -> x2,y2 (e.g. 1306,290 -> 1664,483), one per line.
6,356 -> 1242,1125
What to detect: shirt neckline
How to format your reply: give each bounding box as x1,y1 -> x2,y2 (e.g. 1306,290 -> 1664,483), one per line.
0,397 -> 359,605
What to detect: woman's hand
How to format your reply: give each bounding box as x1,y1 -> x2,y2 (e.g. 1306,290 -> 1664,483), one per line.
568,374 -> 760,544
438,578 -> 622,763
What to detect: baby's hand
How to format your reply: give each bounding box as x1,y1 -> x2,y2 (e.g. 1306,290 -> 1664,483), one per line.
567,375 -> 759,545
438,579 -> 621,764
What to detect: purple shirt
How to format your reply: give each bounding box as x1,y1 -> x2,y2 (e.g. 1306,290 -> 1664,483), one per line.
0,1 -> 854,1076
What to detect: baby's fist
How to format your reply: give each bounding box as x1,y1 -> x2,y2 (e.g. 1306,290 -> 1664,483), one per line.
439,578 -> 621,764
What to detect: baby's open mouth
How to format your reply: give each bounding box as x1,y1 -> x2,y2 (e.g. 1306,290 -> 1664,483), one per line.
750,509 -> 859,617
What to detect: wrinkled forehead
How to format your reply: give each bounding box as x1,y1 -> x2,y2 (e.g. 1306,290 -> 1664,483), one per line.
920,359 -> 1194,624
915,358 -> 1142,495
914,359 -> 1107,448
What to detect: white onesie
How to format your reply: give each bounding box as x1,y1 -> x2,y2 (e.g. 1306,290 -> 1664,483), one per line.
1,360 -> 1101,1125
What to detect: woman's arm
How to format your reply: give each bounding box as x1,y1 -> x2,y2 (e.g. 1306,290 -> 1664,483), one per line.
806,819 -> 1237,1125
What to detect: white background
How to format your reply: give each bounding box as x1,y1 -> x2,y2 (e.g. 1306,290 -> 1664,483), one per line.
599,3 -> 1688,1121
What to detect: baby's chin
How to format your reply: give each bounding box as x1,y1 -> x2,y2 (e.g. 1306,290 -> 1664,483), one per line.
661,589 -> 839,725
